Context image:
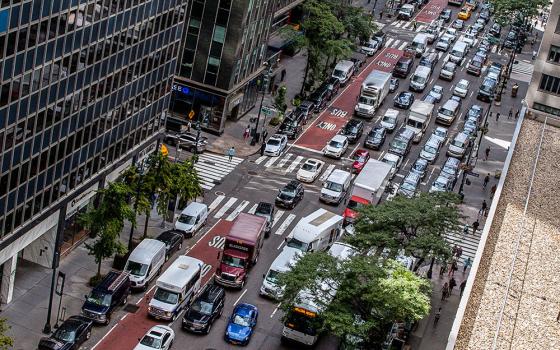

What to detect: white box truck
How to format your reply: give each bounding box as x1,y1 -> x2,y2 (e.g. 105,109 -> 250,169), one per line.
343,159 -> 393,226
354,70 -> 391,119
406,100 -> 434,143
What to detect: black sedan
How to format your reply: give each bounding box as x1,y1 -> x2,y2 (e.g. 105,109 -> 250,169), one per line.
393,91 -> 415,109
339,119 -> 364,144
156,230 -> 183,261
182,284 -> 225,334
38,316 -> 92,350
364,126 -> 387,150
275,180 -> 304,209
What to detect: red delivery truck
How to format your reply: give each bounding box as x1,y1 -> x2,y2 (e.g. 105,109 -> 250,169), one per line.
215,213 -> 267,288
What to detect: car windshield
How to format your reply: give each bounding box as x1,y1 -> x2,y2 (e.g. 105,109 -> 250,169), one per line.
178,214 -> 196,225
191,300 -> 214,315
233,314 -> 251,327
279,188 -> 296,199
347,199 -> 365,211
382,115 -> 396,124
457,82 -> 468,89
267,139 -> 280,146
434,130 -> 446,138
301,163 -> 317,172
265,269 -> 282,284
401,182 -> 415,191
396,61 -> 409,69
443,165 -> 456,175
392,139 -> 407,150
87,291 -> 111,307
287,238 -> 310,252
434,180 -> 446,189
140,335 -> 162,349
344,126 -> 358,133
424,145 -> 437,153
53,327 -> 77,342
154,288 -> 179,305
328,140 -> 342,148
470,60 -> 482,68
444,63 -> 455,71
451,139 -> 464,147
412,75 -> 426,84
413,161 -> 426,172
353,154 -> 366,162
223,254 -> 245,268
324,181 -> 343,192
333,69 -> 344,78
432,86 -> 443,94
126,261 -> 148,277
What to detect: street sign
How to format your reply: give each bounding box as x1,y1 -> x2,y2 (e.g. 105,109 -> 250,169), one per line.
262,106 -> 273,116
188,110 -> 195,119
465,171 -> 479,177
161,144 -> 169,157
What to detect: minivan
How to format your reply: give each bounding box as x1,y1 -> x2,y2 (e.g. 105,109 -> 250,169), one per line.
260,247 -> 302,299
409,66 -> 431,92
388,128 -> 415,157
393,57 -> 414,78
124,239 -> 166,290
449,41 -> 468,64
332,60 -> 355,86
447,132 -> 470,159
436,99 -> 461,125
320,169 -> 352,205
174,202 -> 208,237
82,271 -> 131,325
411,33 -> 429,57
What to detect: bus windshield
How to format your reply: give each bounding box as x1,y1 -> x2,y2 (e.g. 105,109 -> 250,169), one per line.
284,309 -> 321,336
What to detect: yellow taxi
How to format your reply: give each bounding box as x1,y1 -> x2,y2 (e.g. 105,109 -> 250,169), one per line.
458,7 -> 471,20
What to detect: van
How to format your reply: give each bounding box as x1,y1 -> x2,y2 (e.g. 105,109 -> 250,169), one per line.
81,271 -> 131,324
285,208 -> 344,253
320,169 -> 352,204
449,41 -> 468,64
148,255 -> 203,321
409,66 -> 431,92
419,51 -> 439,71
447,132 -> 470,159
411,33 -> 429,57
388,128 -> 415,157
124,239 -> 166,290
174,202 -> 208,238
332,60 -> 355,86
436,99 -> 461,125
260,247 -> 303,299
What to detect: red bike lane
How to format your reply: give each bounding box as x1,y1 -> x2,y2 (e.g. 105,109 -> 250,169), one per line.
294,47 -> 404,152
93,219 -> 233,350
414,0 -> 447,24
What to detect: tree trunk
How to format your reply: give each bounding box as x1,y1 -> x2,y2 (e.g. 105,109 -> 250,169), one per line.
143,210 -> 150,238
413,257 -> 425,272
426,257 -> 435,279
97,260 -> 102,276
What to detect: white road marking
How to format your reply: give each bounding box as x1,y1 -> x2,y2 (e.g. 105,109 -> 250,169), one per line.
403,158 -> 410,169
470,90 -> 474,97
255,155 -> 268,164
395,173 -> 405,178
247,203 -> 258,214
234,289 -> 248,306
385,38 -> 395,48
286,156 -> 304,173
274,214 -> 296,236
213,197 -> 237,219
276,153 -> 293,168
378,151 -> 385,160
208,195 -> 225,212
264,156 -> 279,168
398,41 -> 408,50
319,164 -> 336,181
272,210 -> 285,228
225,200 -> 250,221
270,303 -> 282,318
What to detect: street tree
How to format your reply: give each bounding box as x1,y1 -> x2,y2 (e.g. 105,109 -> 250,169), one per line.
169,158 -> 203,209
490,0 -> 548,26
279,252 -> 431,347
273,85 -> 288,115
0,318 -> 13,350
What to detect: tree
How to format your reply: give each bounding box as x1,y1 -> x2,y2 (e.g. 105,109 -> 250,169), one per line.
279,252 -> 431,347
80,182 -> 135,276
0,319 -> 13,350
490,0 -> 548,26
273,85 -> 288,115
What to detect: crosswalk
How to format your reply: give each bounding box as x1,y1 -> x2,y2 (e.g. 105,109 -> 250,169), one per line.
254,153 -> 340,180
194,153 -> 243,190
390,20 -> 427,32
384,37 -> 410,50
510,60 -> 534,83
443,227 -> 482,261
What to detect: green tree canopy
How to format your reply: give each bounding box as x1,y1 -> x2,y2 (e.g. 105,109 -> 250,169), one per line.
0,318 -> 13,350
490,0 -> 548,26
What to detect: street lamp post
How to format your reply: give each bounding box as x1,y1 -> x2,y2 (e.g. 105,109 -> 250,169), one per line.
251,62 -> 274,146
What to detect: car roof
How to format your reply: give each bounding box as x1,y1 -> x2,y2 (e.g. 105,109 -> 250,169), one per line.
353,149 -> 368,156
458,79 -> 469,84
285,180 -> 301,189
414,158 -> 428,166
331,134 -> 348,142
157,230 -> 183,242
383,152 -> 400,161
347,119 -> 362,126
435,126 -> 448,133
304,158 -> 322,165
235,303 -> 257,315
256,201 -> 273,211
198,283 -> 224,302
269,134 -> 284,140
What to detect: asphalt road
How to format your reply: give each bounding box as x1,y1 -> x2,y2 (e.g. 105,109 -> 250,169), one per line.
85,2 -> 529,349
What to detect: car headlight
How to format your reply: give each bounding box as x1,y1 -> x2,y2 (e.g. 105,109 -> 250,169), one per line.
165,311 -> 172,317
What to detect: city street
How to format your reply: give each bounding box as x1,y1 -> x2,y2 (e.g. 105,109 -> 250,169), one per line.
33,2 -> 531,350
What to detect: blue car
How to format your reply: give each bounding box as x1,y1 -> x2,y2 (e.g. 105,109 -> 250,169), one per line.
224,303 -> 258,346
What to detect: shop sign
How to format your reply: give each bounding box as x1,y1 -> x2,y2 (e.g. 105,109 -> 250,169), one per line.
66,183 -> 99,219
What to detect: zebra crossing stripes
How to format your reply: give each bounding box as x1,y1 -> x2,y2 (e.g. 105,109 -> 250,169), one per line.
272,210 -> 285,228
209,195 -> 226,212
510,60 -> 534,83
194,153 -> 243,190
276,153 -> 293,168
319,164 -> 336,181
213,197 -> 237,219
443,228 -> 482,261
286,156 -> 304,173
264,155 -> 280,168
225,200 -> 250,221
247,203 -> 258,214
255,155 -> 268,165
275,214 -> 297,236
398,41 -> 408,50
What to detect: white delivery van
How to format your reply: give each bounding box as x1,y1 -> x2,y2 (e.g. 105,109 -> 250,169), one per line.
409,66 -> 431,92
124,239 -> 166,290
260,247 -> 303,299
332,60 -> 355,86
174,202 -> 208,238
411,33 -> 429,57
406,100 -> 434,143
285,208 -> 344,253
449,41 -> 468,64
148,255 -> 202,321
320,169 -> 352,205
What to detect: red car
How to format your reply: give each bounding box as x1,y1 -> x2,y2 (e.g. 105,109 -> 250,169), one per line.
351,149 -> 370,173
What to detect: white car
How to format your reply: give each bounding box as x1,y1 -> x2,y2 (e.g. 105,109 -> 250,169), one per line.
361,38 -> 381,56
432,126 -> 448,142
419,136 -> 442,163
323,135 -> 349,158
453,79 -> 470,98
264,134 -> 288,156
296,158 -> 325,183
460,33 -> 476,48
381,152 -> 403,179
444,28 -> 457,42
134,325 -> 175,350
435,35 -> 452,52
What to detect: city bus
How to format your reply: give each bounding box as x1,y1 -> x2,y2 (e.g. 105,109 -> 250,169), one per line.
448,0 -> 464,6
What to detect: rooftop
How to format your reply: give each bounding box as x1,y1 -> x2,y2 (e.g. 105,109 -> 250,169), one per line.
448,116 -> 560,349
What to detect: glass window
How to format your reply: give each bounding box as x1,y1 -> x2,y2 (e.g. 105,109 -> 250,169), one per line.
539,74 -> 560,94
547,45 -> 560,63
212,25 -> 226,43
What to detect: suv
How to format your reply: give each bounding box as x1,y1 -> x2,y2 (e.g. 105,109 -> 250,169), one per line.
182,284 -> 225,334
419,51 -> 439,70
393,57 -> 414,78
165,132 -> 208,153
309,87 -> 329,112
373,31 -> 387,46
254,202 -> 275,236
81,271 -> 131,325
339,119 -> 364,144
388,128 -> 415,157
278,110 -> 304,139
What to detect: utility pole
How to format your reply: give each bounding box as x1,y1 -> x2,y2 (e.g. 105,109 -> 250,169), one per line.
251,62 -> 275,146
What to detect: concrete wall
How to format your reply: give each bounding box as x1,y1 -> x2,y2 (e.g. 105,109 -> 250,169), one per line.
21,225 -> 57,268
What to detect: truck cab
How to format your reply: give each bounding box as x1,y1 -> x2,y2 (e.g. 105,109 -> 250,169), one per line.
354,70 -> 392,119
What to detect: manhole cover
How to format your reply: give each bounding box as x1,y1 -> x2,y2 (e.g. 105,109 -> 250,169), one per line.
215,191 -> 225,196
123,304 -> 139,313
248,171 -> 258,175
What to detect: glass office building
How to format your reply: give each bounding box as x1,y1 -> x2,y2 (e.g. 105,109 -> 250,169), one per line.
0,0 -> 186,304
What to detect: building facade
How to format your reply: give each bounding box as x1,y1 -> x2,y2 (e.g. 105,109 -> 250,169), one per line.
169,0 -> 273,134
525,1 -> 560,118
0,0 -> 186,304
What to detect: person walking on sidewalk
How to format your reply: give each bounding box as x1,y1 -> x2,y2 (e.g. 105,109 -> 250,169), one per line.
281,69 -> 286,82
439,264 -> 447,277
441,282 -> 449,300
262,128 -> 268,142
456,246 -> 463,259
490,184 -> 497,199
472,220 -> 480,234
479,200 -> 488,216
463,257 -> 472,272
460,280 -> 467,296
448,260 -> 458,277
434,308 -> 442,327
243,125 -> 251,140
509,108 -> 513,119
515,109 -> 520,119
260,142 -> 266,156
449,277 -> 457,294
463,223 -> 470,236
496,112 -> 500,122
483,173 -> 490,189
227,146 -> 235,161
485,147 -> 490,161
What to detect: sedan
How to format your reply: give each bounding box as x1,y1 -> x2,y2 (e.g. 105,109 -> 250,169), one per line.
324,135 -> 349,158
452,19 -> 464,30
225,303 -> 258,346
339,119 -> 364,144
156,230 -> 183,261
361,38 -> 381,56
439,9 -> 452,22
444,28 -> 458,42
430,175 -> 454,193
435,35 -> 452,52
134,325 -> 174,350
364,126 -> 387,150
389,78 -> 400,93
275,180 -> 304,209
397,172 -> 421,198
453,79 -> 470,98
264,134 -> 288,156
460,33 -> 476,48
439,62 -> 457,81
441,157 -> 461,179
466,56 -> 484,76
38,316 -> 92,350
463,119 -> 478,137
393,91 -> 415,109
410,158 -> 429,179
351,149 -> 370,173
432,126 -> 448,143
296,158 -> 325,183
428,85 -> 444,103
466,104 -> 483,123
380,109 -> 399,132
419,137 -> 441,163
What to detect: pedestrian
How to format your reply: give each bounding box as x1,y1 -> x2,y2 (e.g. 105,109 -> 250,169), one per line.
227,146 -> 235,161
448,260 -> 458,277
463,224 -> 470,236
441,282 -> 449,300
463,257 -> 472,272
490,184 -> 497,199
508,108 -> 513,119
479,200 -> 488,216
472,220 -> 480,234
460,280 -> 467,296
456,246 -> 463,259
449,277 -> 457,293
379,11 -> 383,19
260,142 -> 266,156
434,307 -> 442,327
532,50 -> 537,60
262,128 -> 268,141
439,264 -> 447,277
243,125 -> 250,140
412,20 -> 417,30
484,147 -> 490,161
281,69 -> 286,82
187,120 -> 191,132
496,112 -> 500,122
531,37 -> 536,48
483,173 -> 490,189
515,109 -> 520,119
